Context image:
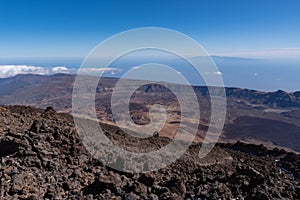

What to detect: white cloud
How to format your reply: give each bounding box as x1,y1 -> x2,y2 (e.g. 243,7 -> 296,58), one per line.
0,65 -> 122,78
0,65 -> 76,78
0,65 -> 47,78
78,67 -> 121,75
204,71 -> 222,75
132,66 -> 141,70
51,66 -> 69,73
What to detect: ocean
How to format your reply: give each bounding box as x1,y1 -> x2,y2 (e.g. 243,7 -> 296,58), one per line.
0,55 -> 299,92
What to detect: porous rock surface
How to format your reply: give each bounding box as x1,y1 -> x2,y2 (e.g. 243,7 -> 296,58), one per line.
0,105 -> 299,199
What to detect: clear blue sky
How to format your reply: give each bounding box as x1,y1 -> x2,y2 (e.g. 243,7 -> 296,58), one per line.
0,0 -> 300,59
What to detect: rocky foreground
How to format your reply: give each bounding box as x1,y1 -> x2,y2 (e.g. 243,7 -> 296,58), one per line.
0,105 -> 299,199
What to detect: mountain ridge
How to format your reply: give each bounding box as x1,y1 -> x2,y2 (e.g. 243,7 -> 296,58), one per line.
1,73 -> 300,153
1,73 -> 300,109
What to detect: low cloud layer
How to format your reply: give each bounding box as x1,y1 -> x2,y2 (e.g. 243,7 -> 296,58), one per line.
78,67 -> 121,75
0,65 -> 121,78
204,71 -> 222,75
0,65 -> 46,78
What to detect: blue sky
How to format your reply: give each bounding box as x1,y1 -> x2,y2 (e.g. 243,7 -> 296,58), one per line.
1,0 -> 300,91
0,0 -> 300,59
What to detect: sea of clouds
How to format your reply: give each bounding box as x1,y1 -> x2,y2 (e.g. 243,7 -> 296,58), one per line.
0,65 -> 121,78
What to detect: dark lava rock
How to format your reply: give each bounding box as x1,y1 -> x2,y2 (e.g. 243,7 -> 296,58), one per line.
83,178 -> 118,196
0,140 -> 19,157
138,173 -> 155,187
0,105 -> 299,199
